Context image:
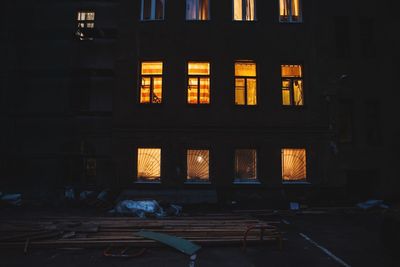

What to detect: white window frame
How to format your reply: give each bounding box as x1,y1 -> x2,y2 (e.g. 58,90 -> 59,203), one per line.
232,0 -> 257,21
141,0 -> 165,21
279,0 -> 302,23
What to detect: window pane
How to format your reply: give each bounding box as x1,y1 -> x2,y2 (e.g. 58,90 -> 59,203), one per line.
235,149 -> 257,180
86,12 -> 95,20
199,0 -> 209,20
233,0 -> 243,20
199,78 -> 210,104
280,0 -> 289,17
235,78 -> 245,105
281,65 -> 302,77
186,0 -> 197,20
245,0 -> 256,20
140,77 -> 151,103
142,62 -> 163,75
293,79 -> 303,105
137,148 -> 161,180
188,62 -> 210,75
153,77 -> 162,103
235,62 -> 256,76
155,0 -> 165,19
291,0 -> 301,18
142,0 -> 152,20
282,89 -> 291,105
188,78 -> 198,104
282,148 -> 306,181
247,78 -> 257,105
187,150 -> 209,181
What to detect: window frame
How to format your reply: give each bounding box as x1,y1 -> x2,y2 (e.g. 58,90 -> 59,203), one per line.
280,63 -> 305,107
76,10 -> 95,41
185,148 -> 211,184
185,0 -> 210,21
279,0 -> 303,23
281,147 -> 309,184
232,0 -> 257,21
233,148 -> 260,184
140,0 -> 165,21
135,147 -> 162,184
138,61 -> 164,105
186,61 -> 211,105
234,60 -> 258,106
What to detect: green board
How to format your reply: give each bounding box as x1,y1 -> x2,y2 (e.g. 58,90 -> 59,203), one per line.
136,230 -> 201,255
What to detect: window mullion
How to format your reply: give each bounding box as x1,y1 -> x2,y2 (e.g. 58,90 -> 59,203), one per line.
244,77 -> 248,105
150,76 -> 154,104
290,78 -> 295,105
197,77 -> 201,104
242,0 -> 246,20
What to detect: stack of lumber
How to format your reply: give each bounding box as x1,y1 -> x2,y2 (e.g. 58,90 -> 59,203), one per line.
0,214 -> 282,249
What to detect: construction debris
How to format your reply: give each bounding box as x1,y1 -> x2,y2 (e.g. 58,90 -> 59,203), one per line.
0,213 -> 282,250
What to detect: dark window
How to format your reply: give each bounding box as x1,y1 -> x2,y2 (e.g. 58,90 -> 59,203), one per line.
234,149 -> 258,183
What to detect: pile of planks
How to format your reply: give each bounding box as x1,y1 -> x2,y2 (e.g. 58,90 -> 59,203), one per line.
0,214 -> 282,250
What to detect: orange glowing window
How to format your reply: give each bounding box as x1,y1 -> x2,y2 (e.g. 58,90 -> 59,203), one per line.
281,148 -> 307,182
235,61 -> 257,105
233,0 -> 256,21
279,0 -> 302,23
281,64 -> 304,106
137,148 -> 161,181
234,149 -> 257,182
187,150 -> 210,182
140,62 -> 163,104
187,62 -> 210,104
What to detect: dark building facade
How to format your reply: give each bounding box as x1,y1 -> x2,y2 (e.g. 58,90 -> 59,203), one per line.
2,0 -> 399,204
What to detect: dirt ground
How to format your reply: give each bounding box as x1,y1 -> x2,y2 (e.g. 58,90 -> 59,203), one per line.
0,208 -> 399,267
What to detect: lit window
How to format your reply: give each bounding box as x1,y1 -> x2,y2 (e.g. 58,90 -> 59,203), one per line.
234,149 -> 257,182
235,61 -> 257,105
281,64 -> 304,106
233,0 -> 256,21
187,62 -> 210,104
137,148 -> 161,181
140,62 -> 163,104
76,11 -> 95,40
279,0 -> 302,23
281,148 -> 307,182
186,0 -> 210,20
187,150 -> 210,182
141,0 -> 165,21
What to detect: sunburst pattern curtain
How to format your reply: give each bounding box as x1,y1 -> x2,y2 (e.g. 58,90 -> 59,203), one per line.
187,150 -> 209,181
137,148 -> 161,180
281,149 -> 307,181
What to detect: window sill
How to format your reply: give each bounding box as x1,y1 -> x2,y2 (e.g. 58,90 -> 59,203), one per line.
185,19 -> 211,22
135,180 -> 161,184
281,105 -> 307,109
282,181 -> 310,185
232,19 -> 258,23
185,180 -> 211,184
140,19 -> 165,22
234,180 -> 261,185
